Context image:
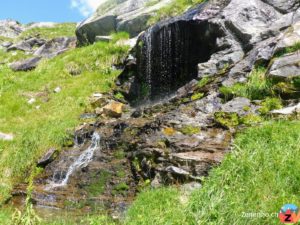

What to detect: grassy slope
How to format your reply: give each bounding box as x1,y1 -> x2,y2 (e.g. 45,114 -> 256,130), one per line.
18,23 -> 76,40
0,26 -> 129,203
125,120 -> 300,225
147,0 -> 206,25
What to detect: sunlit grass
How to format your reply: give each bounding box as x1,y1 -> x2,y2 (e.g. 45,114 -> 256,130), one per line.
0,41 -> 129,203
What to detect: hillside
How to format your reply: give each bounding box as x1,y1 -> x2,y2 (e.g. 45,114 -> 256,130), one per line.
0,0 -> 300,224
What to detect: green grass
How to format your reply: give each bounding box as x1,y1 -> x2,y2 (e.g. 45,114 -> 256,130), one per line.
188,120 -> 300,224
148,0 -> 206,25
125,187 -> 189,225
220,66 -> 273,101
0,41 -> 129,203
125,120 -> 300,224
275,41 -> 300,57
18,23 -> 76,40
0,49 -> 33,64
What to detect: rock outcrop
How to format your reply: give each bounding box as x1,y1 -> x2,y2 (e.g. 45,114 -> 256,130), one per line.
268,52 -> 300,80
117,0 -> 300,104
0,20 -> 24,38
76,0 -> 172,44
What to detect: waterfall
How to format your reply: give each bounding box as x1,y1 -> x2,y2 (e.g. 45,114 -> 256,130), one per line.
46,132 -> 101,189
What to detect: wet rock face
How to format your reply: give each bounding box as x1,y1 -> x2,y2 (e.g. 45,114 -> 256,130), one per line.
119,4 -> 224,104
133,20 -> 221,103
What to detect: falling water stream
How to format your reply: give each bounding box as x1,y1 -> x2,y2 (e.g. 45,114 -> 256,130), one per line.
46,132 -> 101,189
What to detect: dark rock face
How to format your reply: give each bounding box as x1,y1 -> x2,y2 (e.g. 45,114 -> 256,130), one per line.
119,3 -> 224,104
133,19 -> 222,103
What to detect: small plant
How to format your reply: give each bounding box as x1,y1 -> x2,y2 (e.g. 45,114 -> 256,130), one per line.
111,32 -> 130,43
114,92 -> 125,100
11,167 -> 41,225
275,42 -> 300,57
258,97 -> 282,115
214,112 -> 240,128
179,125 -> 201,135
147,0 -> 206,25
197,76 -> 211,88
219,66 -> 273,101
240,114 -> 263,125
191,92 -> 204,101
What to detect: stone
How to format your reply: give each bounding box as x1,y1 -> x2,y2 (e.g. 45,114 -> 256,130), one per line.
95,107 -> 104,115
165,166 -> 190,176
261,0 -> 300,13
54,87 -> 61,93
1,41 -> 13,48
0,132 -> 13,141
34,37 -> 76,58
271,103 -> 300,115
95,36 -> 112,42
221,97 -> 253,116
28,98 -> 36,104
268,52 -> 300,80
7,41 -> 32,52
275,21 -> 300,53
37,148 -> 58,167
90,94 -> 107,108
102,101 -> 124,118
221,0 -> 282,49
76,0 -> 172,44
10,57 -> 42,71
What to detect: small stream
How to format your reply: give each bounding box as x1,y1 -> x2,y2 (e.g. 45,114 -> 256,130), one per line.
46,132 -> 101,190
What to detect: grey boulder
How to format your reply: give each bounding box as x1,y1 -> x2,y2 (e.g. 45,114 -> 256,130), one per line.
268,52 -> 300,80
76,0 -> 171,45
10,57 -> 42,71
34,37 -> 76,58
261,0 -> 300,13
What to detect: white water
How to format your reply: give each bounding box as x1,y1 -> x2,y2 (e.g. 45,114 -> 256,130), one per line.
46,132 -> 101,189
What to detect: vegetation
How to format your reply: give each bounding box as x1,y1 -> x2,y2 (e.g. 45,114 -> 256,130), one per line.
18,23 -> 76,40
219,66 -> 273,101
148,0 -> 206,25
275,41 -> 300,57
179,125 -> 201,135
125,187 -> 189,225
0,37 -> 129,204
124,120 -> 300,224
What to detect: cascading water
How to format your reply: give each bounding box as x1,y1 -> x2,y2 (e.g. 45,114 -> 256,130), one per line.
123,3 -> 222,105
46,132 -> 101,189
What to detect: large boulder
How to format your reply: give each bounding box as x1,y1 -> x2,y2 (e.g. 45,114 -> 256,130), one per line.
267,52 -> 300,80
76,0 -> 172,45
